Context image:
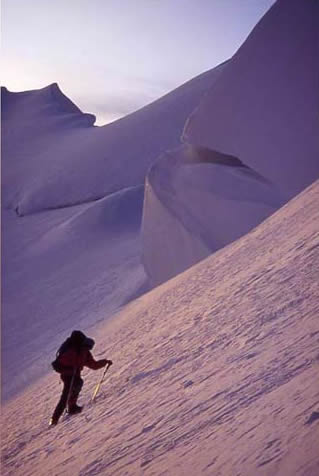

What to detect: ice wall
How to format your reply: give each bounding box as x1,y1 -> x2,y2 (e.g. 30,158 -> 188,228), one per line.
142,146 -> 283,286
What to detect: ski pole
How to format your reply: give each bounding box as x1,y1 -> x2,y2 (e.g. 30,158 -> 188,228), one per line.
91,363 -> 111,402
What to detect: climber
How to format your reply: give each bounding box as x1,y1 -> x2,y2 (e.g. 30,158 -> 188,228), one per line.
50,330 -> 112,425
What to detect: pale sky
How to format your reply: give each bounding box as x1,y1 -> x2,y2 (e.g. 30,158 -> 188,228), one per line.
2,0 -> 276,124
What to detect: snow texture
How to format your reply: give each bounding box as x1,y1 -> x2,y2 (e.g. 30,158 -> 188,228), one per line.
2,179 -> 319,475
2,1 -> 319,473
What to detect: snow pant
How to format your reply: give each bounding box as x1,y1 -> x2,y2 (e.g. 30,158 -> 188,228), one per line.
52,375 -> 83,421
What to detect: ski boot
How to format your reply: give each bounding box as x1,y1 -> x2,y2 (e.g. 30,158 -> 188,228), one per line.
68,404 -> 83,415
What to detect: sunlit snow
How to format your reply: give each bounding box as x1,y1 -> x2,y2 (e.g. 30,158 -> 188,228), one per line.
1,0 -> 319,475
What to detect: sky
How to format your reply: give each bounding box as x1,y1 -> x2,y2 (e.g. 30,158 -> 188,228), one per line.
2,0 -> 276,125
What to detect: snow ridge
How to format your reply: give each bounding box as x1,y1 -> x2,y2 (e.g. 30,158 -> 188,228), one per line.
141,0 -> 319,285
1,65 -> 224,215
183,0 -> 319,197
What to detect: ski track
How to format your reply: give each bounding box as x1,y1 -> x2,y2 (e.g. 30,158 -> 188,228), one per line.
2,181 -> 319,476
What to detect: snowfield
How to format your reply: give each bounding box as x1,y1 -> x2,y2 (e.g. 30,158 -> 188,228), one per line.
2,180 -> 319,475
2,0 -> 319,474
2,1 -> 318,401
1,63 -> 224,400
1,63 -> 225,215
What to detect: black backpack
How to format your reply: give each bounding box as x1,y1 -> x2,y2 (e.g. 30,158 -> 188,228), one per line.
51,331 -> 95,373
51,338 -> 72,373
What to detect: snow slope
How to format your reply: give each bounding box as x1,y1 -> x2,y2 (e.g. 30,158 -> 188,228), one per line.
184,0 -> 319,198
2,0 -> 318,411
2,186 -> 146,399
1,65 -> 225,400
141,0 -> 319,285
2,179 -> 319,476
2,63 -> 225,215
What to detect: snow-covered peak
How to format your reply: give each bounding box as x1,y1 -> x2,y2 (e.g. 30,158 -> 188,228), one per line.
1,65 -> 224,215
1,83 -> 96,124
184,0 -> 319,198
